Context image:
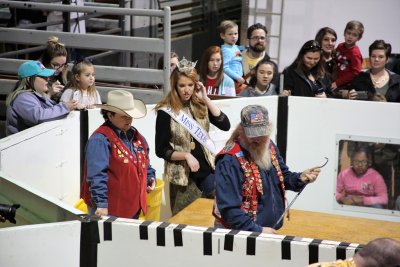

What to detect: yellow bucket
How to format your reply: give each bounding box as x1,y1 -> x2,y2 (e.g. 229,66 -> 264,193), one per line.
139,178 -> 164,221
73,178 -> 164,220
74,198 -> 88,214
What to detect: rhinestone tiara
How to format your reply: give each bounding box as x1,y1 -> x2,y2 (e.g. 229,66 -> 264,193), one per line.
177,57 -> 197,75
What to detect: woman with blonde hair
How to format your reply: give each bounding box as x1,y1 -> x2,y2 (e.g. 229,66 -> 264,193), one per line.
6,61 -> 77,135
154,58 -> 230,214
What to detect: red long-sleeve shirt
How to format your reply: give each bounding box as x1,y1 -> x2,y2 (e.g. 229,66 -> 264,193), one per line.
335,42 -> 363,87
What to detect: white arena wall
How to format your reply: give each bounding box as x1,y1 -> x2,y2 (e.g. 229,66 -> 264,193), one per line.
0,96 -> 398,266
248,0 -> 400,72
0,96 -> 399,222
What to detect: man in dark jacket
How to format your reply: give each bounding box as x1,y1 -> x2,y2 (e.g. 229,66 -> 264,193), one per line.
213,105 -> 321,233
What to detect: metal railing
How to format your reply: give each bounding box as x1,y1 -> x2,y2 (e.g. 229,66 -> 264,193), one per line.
0,0 -> 171,93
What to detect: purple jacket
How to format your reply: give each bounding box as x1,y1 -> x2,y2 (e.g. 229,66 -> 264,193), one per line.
6,91 -> 70,135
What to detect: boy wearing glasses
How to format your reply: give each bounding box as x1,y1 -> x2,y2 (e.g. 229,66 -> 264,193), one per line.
332,20 -> 364,97
242,23 -> 280,91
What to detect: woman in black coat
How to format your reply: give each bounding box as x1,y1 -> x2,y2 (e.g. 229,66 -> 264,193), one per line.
351,40 -> 400,102
282,40 -> 332,97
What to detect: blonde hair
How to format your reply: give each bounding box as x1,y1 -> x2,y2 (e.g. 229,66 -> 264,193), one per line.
218,20 -> 238,34
69,59 -> 97,98
154,68 -> 207,118
40,36 -> 67,65
6,78 -> 34,107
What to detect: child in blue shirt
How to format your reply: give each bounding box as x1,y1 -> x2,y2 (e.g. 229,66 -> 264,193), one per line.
219,20 -> 245,94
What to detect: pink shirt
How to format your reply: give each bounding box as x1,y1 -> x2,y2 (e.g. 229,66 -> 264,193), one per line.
336,168 -> 388,206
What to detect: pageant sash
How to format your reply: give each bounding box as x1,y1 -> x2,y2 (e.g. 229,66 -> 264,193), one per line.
160,107 -> 218,155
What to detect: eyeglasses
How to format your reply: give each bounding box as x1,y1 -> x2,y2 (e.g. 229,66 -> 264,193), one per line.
304,44 -> 322,51
50,62 -> 67,70
250,36 -> 267,41
36,75 -> 49,81
353,160 -> 368,166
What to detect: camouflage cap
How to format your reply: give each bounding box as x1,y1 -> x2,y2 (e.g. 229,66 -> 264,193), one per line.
240,105 -> 269,137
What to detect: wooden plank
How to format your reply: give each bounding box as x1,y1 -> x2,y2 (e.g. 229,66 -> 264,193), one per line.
168,198 -> 400,245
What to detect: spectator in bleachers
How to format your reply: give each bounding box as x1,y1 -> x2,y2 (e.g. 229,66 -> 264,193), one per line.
240,59 -> 277,97
199,46 -> 235,96
81,90 -> 156,218
336,146 -> 388,209
315,27 -> 337,80
242,23 -> 280,91
5,61 -> 77,136
154,57 -> 230,215
219,20 -> 245,94
331,20 -> 364,98
60,59 -> 101,109
39,36 -> 69,103
158,51 -> 180,76
350,40 -> 400,102
282,40 -> 332,97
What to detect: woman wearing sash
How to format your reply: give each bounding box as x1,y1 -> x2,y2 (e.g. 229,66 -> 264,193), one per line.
155,57 -> 231,215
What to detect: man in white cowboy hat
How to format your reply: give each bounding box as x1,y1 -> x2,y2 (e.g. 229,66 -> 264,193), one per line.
81,90 -> 156,218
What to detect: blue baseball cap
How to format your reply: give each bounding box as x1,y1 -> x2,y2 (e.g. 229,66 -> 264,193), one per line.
18,61 -> 55,79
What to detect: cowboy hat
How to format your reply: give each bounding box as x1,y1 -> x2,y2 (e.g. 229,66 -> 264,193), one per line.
96,90 -> 147,118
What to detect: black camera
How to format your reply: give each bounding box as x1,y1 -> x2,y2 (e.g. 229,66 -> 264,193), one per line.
0,203 -> 20,224
355,91 -> 368,100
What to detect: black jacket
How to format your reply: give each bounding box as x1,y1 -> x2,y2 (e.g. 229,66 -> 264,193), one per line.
283,66 -> 332,97
351,70 -> 400,102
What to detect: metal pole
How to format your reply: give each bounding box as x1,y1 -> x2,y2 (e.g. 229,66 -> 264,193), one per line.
163,6 -> 171,94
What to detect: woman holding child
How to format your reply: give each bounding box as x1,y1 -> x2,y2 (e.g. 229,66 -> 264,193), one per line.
154,57 -> 230,215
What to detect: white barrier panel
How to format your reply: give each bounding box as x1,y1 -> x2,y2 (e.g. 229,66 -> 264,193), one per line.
0,221 -> 81,267
0,172 -> 80,226
0,112 -> 82,206
0,218 -> 361,267
286,97 -> 400,222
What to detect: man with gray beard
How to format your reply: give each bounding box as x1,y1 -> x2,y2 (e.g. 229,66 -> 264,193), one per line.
213,105 -> 320,233
242,23 -> 280,92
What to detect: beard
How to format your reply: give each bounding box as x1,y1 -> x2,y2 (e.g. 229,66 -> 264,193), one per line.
240,135 -> 272,171
250,43 -> 266,53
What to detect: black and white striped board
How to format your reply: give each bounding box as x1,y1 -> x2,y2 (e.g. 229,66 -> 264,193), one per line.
80,217 -> 363,267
